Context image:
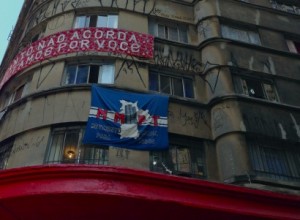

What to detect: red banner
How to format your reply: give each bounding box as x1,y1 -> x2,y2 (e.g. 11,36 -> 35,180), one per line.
0,28 -> 154,90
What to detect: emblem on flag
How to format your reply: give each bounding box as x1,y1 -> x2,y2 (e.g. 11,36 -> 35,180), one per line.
82,85 -> 169,150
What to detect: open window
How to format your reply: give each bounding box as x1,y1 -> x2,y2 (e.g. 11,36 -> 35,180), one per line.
63,63 -> 115,85
74,15 -> 118,28
232,71 -> 278,102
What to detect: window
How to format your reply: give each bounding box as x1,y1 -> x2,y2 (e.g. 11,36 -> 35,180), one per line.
13,85 -> 25,102
286,40 -> 300,54
31,29 -> 45,43
63,63 -> 115,85
1,77 -> 31,108
149,71 -> 194,98
45,126 -> 108,165
233,74 -> 278,101
0,139 -> 14,169
12,80 -> 31,102
74,15 -> 118,28
248,139 -> 300,181
221,25 -> 261,45
150,136 -> 206,178
149,19 -> 188,43
1,80 -> 31,108
1,93 -> 14,110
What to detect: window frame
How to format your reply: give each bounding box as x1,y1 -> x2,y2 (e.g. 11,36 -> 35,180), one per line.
286,39 -> 300,54
150,135 -> 206,179
31,28 -> 45,43
1,79 -> 31,108
221,24 -> 261,45
13,85 -> 25,102
44,126 -> 109,165
150,18 -> 188,44
74,14 -> 118,29
62,62 -> 115,86
233,72 -> 279,102
248,138 -> 300,182
149,70 -> 195,98
0,75 -> 32,110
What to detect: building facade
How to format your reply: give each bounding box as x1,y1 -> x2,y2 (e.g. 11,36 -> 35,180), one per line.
0,0 -> 300,207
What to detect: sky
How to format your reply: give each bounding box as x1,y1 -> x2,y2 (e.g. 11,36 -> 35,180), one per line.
0,1 -> 24,64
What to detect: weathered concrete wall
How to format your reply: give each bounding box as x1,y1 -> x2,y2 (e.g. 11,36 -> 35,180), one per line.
216,133 -> 251,182
6,127 -> 50,169
109,147 -> 149,170
0,89 -> 90,140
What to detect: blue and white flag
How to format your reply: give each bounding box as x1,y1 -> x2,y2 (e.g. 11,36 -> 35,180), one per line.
82,85 -> 169,150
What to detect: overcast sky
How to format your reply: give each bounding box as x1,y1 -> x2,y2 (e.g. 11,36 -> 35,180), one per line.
0,1 -> 24,64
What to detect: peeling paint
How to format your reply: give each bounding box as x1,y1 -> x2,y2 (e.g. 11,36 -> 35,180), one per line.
290,114 -> 300,138
278,123 -> 287,139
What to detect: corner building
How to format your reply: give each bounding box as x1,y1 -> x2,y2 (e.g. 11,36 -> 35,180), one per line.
0,0 -> 300,219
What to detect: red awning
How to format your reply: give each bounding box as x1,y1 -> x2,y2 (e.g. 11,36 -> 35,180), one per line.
0,165 -> 299,220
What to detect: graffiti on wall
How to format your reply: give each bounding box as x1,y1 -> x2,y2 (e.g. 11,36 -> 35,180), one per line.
98,0 -> 156,13
36,61 -> 56,89
28,0 -> 157,31
11,136 -> 45,155
151,6 -> 193,22
115,148 -> 130,159
153,44 -> 203,73
115,55 -> 147,88
153,44 -> 223,93
169,107 -> 210,130
212,104 -> 230,133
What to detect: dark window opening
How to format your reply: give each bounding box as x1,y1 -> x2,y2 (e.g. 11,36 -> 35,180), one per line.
150,138 -> 206,179
150,71 -> 194,98
233,73 -> 278,102
243,79 -> 264,99
13,85 -> 25,101
0,139 -> 14,169
90,15 -> 98,27
248,138 -> 300,182
63,64 -> 114,85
